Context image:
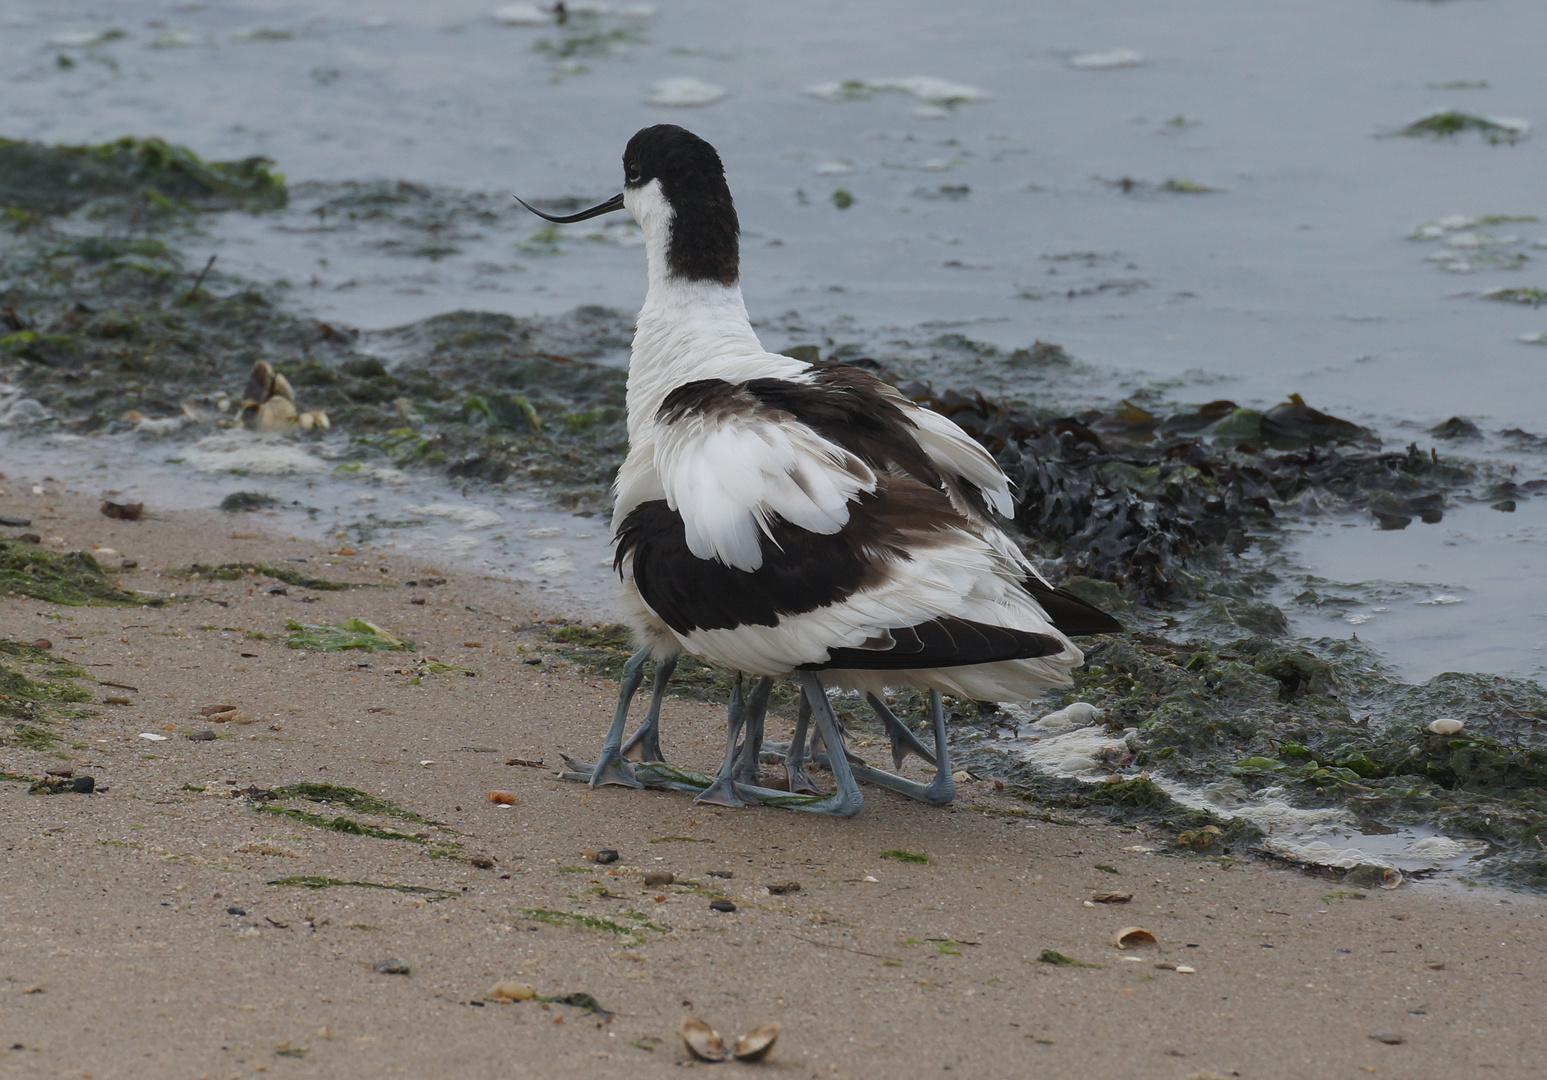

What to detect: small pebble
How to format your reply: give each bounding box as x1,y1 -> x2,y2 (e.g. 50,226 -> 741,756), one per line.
594,849 -> 619,864
187,728 -> 217,742
766,881 -> 801,895
268,586 -> 288,596
227,906 -> 247,916
467,855 -> 496,869
374,958 -> 411,975
643,871 -> 674,887
32,638 -> 51,650
709,899 -> 737,913
706,869 -> 733,879
70,776 -> 94,794
1370,1032 -> 1404,1045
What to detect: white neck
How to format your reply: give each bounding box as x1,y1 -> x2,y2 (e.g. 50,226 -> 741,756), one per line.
623,179 -> 783,443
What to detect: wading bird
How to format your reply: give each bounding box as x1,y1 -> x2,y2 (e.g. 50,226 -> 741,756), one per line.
520,125 -> 1120,816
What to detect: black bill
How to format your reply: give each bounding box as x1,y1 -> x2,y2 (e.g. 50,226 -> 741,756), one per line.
513,192 -> 625,223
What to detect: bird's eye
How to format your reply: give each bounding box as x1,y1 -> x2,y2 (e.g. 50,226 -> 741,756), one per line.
626,161 -> 641,183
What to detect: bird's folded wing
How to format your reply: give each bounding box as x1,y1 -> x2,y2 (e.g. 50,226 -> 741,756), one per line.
904,404 -> 1015,517
654,410 -> 877,572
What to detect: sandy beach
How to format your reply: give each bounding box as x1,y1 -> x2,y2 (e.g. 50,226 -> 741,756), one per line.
2,486 -> 1544,1080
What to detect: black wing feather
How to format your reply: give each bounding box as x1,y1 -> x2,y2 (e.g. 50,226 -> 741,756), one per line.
806,617 -> 1064,671
1022,578 -> 1125,635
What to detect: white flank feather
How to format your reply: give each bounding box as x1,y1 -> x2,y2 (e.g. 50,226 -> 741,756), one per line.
654,410 -> 876,571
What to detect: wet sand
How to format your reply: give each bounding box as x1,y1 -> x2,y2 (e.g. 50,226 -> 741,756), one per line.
2,488 -> 1544,1080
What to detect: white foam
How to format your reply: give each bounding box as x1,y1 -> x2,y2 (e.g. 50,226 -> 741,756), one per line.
404,502 -> 503,529
1068,49 -> 1144,70
182,433 -> 326,475
806,77 -> 990,107
491,4 -> 550,25
645,77 -> 727,107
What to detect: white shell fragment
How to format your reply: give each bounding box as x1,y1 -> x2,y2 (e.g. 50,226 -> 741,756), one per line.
137,732 -> 169,741
646,77 -> 727,107
679,1016 -> 727,1062
1427,718 -> 1465,735
1111,926 -> 1158,949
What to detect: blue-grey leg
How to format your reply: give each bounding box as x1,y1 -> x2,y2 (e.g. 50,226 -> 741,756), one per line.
588,647 -> 649,788
621,654 -> 677,763
694,674 -> 751,807
867,693 -> 938,770
845,690 -> 955,806
786,672 -> 865,816
733,676 -> 773,787
782,691 -> 822,794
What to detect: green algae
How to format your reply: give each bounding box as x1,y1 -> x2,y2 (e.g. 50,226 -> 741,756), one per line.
1395,111 -> 1527,145
270,782 -> 443,826
284,618 -> 412,651
267,875 -> 457,900
0,136 -> 286,215
254,804 -> 434,845
168,562 -> 353,591
878,850 -> 930,865
516,908 -> 653,943
0,542 -> 157,606
1037,950 -> 1101,968
1481,287 -> 1547,307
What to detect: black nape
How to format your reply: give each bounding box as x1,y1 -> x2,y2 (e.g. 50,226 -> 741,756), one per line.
624,124 -> 739,286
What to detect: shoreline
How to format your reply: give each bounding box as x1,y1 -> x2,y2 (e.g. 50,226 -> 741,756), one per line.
2,489 -> 1544,1079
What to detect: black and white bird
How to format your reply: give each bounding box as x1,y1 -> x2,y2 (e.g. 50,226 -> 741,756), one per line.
520,125 -> 1120,816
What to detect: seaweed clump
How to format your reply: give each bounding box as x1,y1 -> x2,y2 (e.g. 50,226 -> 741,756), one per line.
1036,633 -> 1547,887
0,541 -> 157,606
1395,111 -> 1529,146
0,136 -> 286,215
891,385 -> 1476,604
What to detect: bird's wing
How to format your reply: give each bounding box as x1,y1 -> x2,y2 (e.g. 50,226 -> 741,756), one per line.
902,402 -> 1015,517
652,380 -> 877,572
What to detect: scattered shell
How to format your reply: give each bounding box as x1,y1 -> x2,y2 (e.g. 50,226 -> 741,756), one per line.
951,770 -> 972,783
1427,718 -> 1465,735
1111,926 -> 1158,949
1092,891 -> 1133,904
643,871 -> 674,887
1174,964 -> 1196,974
1370,1031 -> 1405,1045
373,958 -> 410,975
488,981 -> 536,1001
733,1021 -> 782,1062
709,899 -> 737,913
137,732 -> 168,742
679,1016 -> 727,1062
467,855 -> 496,869
199,704 -> 239,718
486,790 -> 519,805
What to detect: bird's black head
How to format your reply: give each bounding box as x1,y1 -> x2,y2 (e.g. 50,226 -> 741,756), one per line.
514,124 -> 739,286
623,124 -> 739,285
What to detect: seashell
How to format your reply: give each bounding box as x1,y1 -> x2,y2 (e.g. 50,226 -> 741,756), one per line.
486,790 -> 519,805
487,981 -> 535,1002
733,1021 -> 782,1061
1427,718 -> 1465,735
679,1016 -> 727,1062
1111,926 -> 1158,949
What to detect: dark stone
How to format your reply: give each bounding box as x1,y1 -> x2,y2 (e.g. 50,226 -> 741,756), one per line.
187,729 -> 217,741
766,881 -> 801,895
227,906 -> 246,916
69,776 -> 95,793
709,899 -> 737,913
594,849 -> 619,864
